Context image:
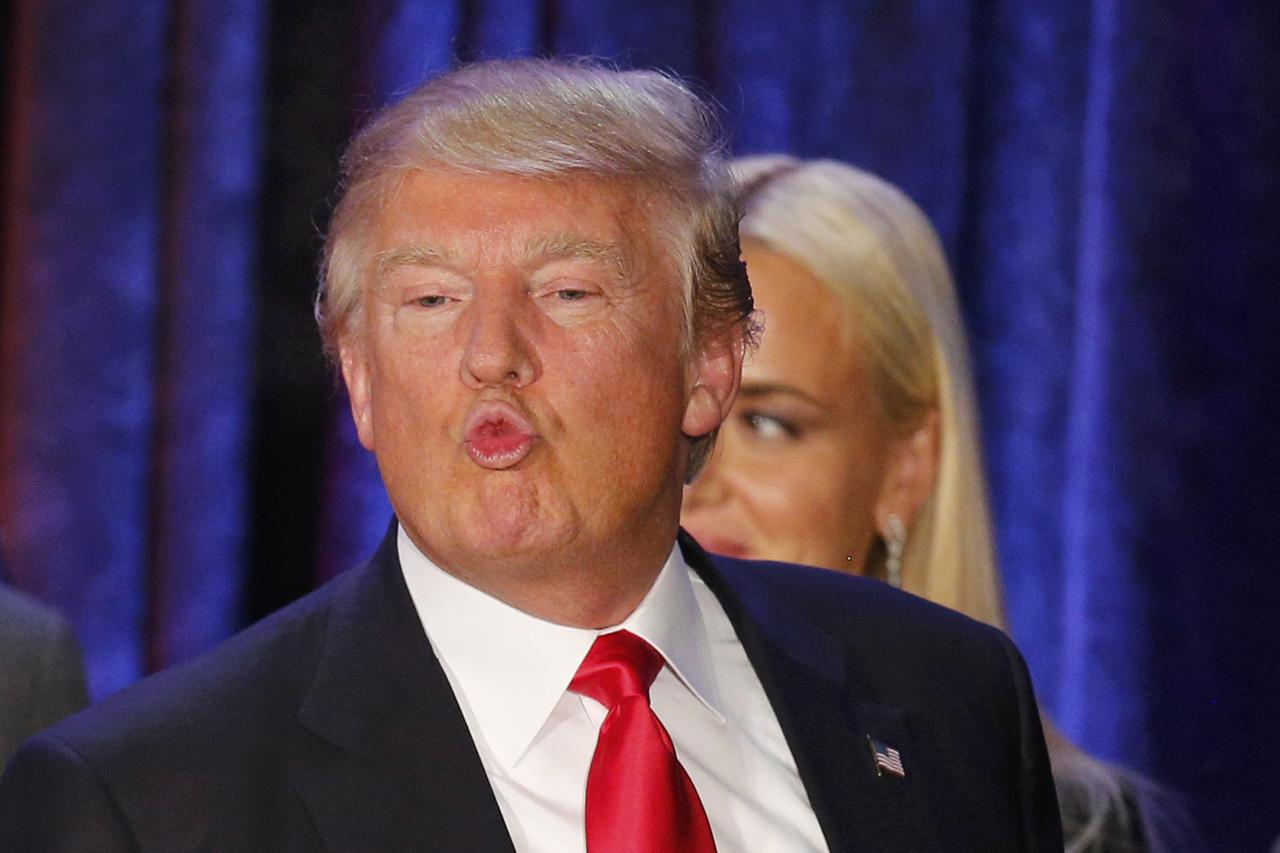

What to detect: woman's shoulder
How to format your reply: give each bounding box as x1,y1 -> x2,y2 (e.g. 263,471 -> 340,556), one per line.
1051,738 -> 1198,853
1054,757 -> 1148,852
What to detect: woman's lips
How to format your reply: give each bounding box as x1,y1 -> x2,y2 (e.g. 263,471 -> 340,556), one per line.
688,530 -> 752,559
463,403 -> 536,470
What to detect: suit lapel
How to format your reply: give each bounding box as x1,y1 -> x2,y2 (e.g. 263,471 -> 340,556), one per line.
680,532 -> 942,853
291,525 -> 516,852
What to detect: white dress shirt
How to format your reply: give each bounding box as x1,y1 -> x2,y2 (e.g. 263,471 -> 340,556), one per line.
399,527 -> 830,853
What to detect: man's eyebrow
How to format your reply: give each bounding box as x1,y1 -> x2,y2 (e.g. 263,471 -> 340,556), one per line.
738,382 -> 826,408
376,243 -> 452,278
522,234 -> 634,281
370,243 -> 457,298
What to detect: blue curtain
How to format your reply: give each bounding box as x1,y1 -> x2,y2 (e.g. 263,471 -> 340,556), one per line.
1,1 -> 262,692
1,2 -> 1275,848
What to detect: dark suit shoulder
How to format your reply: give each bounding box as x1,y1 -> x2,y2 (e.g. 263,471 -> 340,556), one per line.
0,558 -> 373,845
715,556 -> 1009,662
1,527 -> 467,851
48,562 -> 368,762
0,562 -> 378,851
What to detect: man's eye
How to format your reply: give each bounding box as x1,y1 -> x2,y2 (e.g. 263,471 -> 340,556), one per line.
555,288 -> 590,301
742,412 -> 799,440
415,295 -> 452,307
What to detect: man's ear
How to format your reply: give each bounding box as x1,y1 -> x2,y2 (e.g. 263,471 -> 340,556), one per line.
873,409 -> 941,534
682,330 -> 745,438
339,339 -> 376,451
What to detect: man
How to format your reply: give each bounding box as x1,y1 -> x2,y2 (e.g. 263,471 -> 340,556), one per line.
0,60 -> 1061,851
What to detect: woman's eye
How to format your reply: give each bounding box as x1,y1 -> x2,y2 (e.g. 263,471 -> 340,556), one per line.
742,411 -> 799,440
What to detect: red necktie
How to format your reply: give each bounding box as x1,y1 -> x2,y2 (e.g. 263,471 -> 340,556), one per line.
570,630 -> 717,853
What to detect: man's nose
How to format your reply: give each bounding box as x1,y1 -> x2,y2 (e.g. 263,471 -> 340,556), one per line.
459,291 -> 540,389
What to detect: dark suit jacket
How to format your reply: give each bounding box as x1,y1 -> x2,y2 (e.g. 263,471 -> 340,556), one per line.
0,585 -> 89,769
0,527 -> 1061,851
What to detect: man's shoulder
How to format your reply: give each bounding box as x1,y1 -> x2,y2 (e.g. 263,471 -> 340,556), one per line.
38,561 -> 373,766
714,554 -> 1003,644
708,555 -> 1018,693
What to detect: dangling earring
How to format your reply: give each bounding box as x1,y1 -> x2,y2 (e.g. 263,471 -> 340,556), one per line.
883,514 -> 906,589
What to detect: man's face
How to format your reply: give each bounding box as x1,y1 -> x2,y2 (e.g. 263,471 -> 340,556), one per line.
341,169 -> 734,584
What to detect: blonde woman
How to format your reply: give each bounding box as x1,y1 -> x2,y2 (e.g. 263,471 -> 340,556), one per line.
682,156 -> 1161,852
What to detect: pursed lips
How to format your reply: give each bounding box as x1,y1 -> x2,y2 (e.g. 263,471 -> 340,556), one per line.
462,399 -> 538,470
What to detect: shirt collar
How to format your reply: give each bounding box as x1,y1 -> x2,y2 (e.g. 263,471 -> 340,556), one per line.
398,527 -> 723,769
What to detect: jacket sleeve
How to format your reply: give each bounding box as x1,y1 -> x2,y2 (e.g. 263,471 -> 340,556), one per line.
997,631 -> 1064,852
0,732 -> 138,852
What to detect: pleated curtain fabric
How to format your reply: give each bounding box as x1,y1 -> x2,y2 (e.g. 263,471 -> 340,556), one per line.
2,2 -> 1277,847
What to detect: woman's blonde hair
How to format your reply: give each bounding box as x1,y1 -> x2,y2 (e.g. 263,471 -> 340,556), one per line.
733,155 -> 1001,622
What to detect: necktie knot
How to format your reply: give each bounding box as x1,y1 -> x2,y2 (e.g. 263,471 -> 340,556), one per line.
570,630 -> 664,709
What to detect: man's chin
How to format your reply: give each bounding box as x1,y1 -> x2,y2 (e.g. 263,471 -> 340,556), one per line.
457,523 -> 573,562
434,497 -> 581,566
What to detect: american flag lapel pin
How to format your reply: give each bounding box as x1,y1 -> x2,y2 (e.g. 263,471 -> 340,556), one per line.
867,735 -> 906,778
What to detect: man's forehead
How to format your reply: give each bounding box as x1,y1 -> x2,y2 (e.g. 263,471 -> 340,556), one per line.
382,169 -> 640,223
375,231 -> 637,278
370,170 -> 658,274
